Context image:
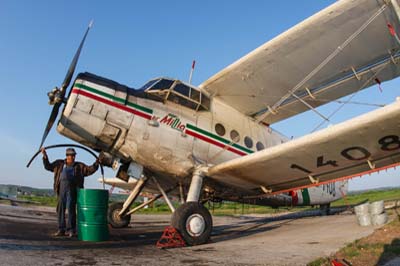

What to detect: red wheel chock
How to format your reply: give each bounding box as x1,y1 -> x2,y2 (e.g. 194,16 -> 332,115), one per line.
156,226 -> 186,248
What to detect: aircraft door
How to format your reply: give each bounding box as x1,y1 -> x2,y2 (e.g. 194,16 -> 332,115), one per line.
124,98 -> 164,164
175,108 -> 195,158
192,112 -> 211,164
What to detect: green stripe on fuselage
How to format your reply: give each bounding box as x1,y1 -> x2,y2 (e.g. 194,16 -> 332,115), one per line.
74,83 -> 153,114
186,124 -> 253,154
301,189 -> 310,205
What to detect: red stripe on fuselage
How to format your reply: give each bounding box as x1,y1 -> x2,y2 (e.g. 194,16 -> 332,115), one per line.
185,129 -> 246,156
71,88 -> 152,120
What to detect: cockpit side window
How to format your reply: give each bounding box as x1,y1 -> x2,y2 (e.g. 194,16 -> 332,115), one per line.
168,93 -> 198,110
190,89 -> 200,102
168,83 -> 198,110
174,83 -> 190,96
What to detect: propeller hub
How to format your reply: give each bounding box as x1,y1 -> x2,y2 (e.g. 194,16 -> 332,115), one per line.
47,87 -> 63,105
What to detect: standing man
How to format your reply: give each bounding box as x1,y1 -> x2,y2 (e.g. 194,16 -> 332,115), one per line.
41,147 -> 100,237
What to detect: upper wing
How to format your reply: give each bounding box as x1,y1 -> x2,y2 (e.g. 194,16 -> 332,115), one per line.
207,100 -> 400,194
200,0 -> 400,124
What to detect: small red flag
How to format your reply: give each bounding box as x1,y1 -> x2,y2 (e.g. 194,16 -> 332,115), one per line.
388,23 -> 396,36
375,78 -> 382,92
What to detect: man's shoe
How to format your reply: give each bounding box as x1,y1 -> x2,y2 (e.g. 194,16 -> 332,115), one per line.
67,231 -> 74,238
53,230 -> 65,237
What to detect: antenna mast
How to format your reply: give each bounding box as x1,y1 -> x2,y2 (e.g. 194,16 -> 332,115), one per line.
188,60 -> 196,84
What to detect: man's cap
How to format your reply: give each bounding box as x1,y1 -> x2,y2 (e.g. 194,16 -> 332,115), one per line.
66,148 -> 77,156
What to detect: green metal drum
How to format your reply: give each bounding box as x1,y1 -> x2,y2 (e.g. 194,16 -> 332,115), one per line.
77,189 -> 109,241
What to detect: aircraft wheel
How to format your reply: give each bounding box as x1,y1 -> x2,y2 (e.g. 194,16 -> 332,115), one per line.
171,202 -> 212,246
108,202 -> 131,228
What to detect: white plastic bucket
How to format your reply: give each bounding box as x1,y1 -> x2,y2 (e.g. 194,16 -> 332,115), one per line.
355,202 -> 370,216
371,212 -> 388,225
369,200 -> 384,215
357,214 -> 372,226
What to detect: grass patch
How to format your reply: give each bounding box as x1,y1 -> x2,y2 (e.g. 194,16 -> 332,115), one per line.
205,202 -> 304,216
332,188 -> 400,207
19,195 -> 58,207
307,257 -> 330,266
307,217 -> 400,266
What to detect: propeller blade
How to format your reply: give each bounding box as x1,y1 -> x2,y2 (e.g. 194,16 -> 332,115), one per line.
39,20 -> 93,148
60,20 -> 93,97
39,102 -> 61,148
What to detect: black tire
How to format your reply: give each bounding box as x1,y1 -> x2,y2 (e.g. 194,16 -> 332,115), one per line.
171,202 -> 212,246
320,203 -> 331,216
108,202 -> 131,228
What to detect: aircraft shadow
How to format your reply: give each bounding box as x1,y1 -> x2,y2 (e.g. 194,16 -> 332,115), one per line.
210,206 -> 349,243
377,238 -> 400,265
376,208 -> 400,265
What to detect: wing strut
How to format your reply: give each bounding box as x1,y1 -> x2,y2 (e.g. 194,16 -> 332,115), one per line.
260,186 -> 272,194
308,175 -> 319,184
305,87 -> 316,99
255,4 -> 388,123
290,93 -> 330,122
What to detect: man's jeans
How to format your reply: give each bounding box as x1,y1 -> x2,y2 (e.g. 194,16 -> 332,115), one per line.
57,191 -> 76,233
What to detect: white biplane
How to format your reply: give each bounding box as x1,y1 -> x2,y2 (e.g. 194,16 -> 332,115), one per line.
36,0 -> 400,245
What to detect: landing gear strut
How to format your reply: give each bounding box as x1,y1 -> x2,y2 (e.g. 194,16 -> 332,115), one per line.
171,168 -> 212,245
320,203 -> 331,216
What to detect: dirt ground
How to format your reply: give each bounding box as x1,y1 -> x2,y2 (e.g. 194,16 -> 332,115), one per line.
0,203 -> 382,266
315,213 -> 400,266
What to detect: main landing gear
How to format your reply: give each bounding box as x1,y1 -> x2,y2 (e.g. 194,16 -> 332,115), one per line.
172,168 -> 212,245
171,202 -> 212,245
107,168 -> 213,245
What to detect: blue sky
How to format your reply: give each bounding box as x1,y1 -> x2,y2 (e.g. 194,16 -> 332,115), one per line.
0,0 -> 399,191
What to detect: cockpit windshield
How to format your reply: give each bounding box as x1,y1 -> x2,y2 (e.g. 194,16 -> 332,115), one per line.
140,78 -> 210,111
139,79 -> 159,91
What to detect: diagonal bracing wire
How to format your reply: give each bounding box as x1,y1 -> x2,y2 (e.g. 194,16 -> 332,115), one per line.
310,62 -> 391,133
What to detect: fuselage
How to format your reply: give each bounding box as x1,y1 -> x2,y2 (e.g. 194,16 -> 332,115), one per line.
57,73 -> 287,179
57,72 -> 347,205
